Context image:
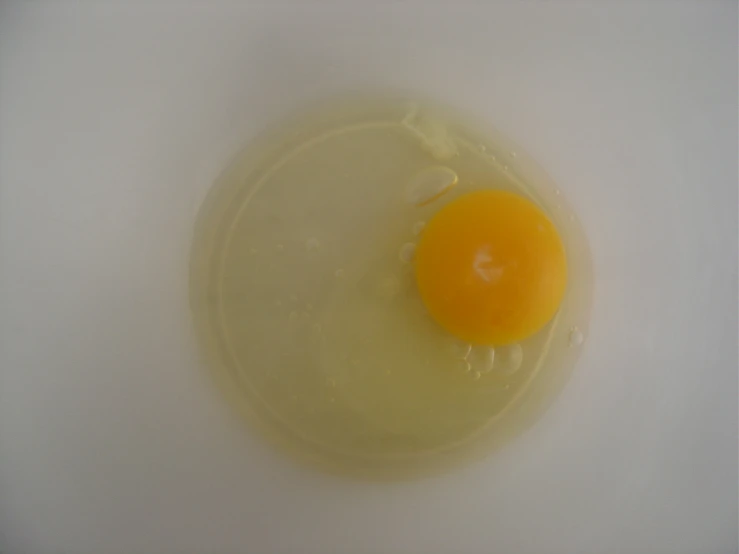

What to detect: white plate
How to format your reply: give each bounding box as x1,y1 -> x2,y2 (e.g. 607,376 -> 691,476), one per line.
0,2 -> 736,554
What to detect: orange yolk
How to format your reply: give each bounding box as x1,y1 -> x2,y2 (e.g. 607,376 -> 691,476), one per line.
415,190 -> 567,345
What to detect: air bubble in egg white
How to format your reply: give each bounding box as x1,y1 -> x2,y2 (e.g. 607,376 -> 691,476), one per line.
402,112 -> 458,160
569,327 -> 584,347
399,242 -> 416,263
494,343 -> 523,375
469,346 -> 495,374
454,359 -> 471,373
406,166 -> 458,207
412,221 -> 426,235
447,339 -> 472,360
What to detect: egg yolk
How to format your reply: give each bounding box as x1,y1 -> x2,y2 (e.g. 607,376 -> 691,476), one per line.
415,190 -> 567,345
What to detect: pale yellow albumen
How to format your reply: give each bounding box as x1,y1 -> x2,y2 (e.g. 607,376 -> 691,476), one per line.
190,97 -> 594,477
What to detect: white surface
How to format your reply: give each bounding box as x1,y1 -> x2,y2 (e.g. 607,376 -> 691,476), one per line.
0,2 -> 736,553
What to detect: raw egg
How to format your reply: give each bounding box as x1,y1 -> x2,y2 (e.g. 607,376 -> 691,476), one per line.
190,96 -> 593,477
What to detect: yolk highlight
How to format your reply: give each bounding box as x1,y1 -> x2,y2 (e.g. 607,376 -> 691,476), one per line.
415,190 -> 567,345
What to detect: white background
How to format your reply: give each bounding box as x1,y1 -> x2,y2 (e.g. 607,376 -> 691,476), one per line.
0,2 -> 736,553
